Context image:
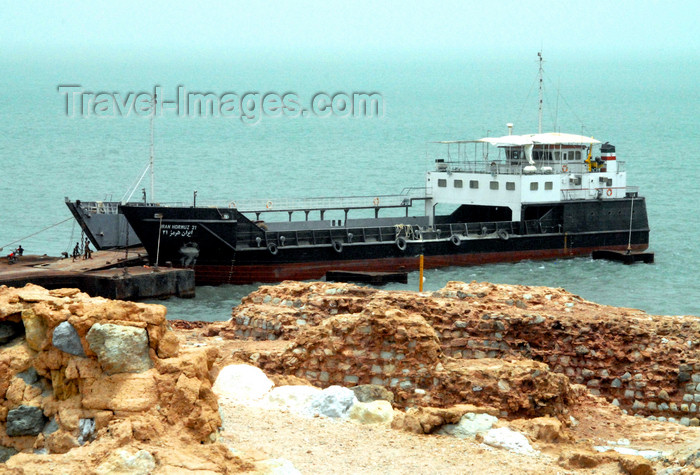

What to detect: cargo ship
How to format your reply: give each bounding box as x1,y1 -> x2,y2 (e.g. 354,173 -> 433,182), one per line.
120,131 -> 649,285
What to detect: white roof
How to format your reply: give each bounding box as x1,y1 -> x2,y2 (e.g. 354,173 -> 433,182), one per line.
478,132 -> 600,147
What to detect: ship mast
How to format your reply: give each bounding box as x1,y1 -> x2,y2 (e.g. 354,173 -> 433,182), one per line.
537,51 -> 543,134
149,92 -> 156,202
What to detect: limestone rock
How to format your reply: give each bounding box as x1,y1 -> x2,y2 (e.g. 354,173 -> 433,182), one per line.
306,385 -> 357,418
265,385 -> 322,413
254,457 -> 302,475
0,284 -> 222,466
559,450 -> 614,469
6,404 -> 46,436
351,384 -> 395,404
81,372 -> 158,411
45,429 -> 79,454
21,308 -> 48,351
618,455 -> 654,475
348,400 -> 394,424
213,364 -> 274,403
482,427 -> 538,455
95,449 -> 156,475
48,288 -> 81,298
52,321 -> 85,356
397,405 -> 498,434
87,323 -> 153,374
510,416 -> 570,443
229,280 -> 700,421
156,330 -> 180,358
436,412 -> 497,439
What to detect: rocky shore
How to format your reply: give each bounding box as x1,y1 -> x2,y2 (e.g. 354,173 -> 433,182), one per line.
1,281 -> 699,474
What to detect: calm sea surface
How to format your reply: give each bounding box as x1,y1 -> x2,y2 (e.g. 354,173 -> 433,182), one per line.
1,55 -> 698,319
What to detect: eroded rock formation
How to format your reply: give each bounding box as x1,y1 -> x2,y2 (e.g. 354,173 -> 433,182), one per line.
0,284 -> 248,472
212,280 -> 700,424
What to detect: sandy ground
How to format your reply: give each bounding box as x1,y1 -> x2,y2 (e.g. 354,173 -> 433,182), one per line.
218,403 -> 573,475
172,331 -> 696,475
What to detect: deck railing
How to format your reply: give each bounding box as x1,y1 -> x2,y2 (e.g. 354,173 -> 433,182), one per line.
237,216 -> 559,249
436,160 -> 626,175
561,186 -> 639,201
145,187 -> 429,213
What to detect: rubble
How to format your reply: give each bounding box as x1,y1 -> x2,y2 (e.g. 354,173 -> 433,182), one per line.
0,284 -> 267,473
215,280 -> 699,422
2,280 -> 699,474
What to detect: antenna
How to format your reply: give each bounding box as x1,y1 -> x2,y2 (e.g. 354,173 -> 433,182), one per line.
150,92 -> 156,202
554,79 -> 560,132
537,51 -> 543,134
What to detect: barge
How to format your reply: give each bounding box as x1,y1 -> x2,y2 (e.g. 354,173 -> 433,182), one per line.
120,133 -> 649,285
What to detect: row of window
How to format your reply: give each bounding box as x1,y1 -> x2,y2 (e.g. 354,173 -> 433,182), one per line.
505,149 -> 583,162
437,179 -> 554,191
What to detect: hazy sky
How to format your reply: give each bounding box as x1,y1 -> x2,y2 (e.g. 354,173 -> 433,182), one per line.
3,0 -> 698,61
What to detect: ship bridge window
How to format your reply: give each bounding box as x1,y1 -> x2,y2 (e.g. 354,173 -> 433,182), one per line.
454,179 -> 463,188
533,150 -> 553,161
490,181 -> 499,190
469,180 -> 479,189
530,182 -> 539,191
506,182 -> 515,191
506,148 -> 522,163
438,179 -> 447,187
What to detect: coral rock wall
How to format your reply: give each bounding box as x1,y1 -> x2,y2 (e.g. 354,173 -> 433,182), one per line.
0,284 -> 220,457
220,281 -> 699,425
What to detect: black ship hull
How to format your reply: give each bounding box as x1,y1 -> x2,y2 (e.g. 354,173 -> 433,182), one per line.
120,197 -> 650,285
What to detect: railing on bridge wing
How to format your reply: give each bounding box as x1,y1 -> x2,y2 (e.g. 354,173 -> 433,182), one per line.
434,160 -> 626,176
561,186 -> 639,201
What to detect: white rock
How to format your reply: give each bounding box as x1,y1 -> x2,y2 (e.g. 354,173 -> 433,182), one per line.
213,364 -> 274,403
265,385 -> 322,413
482,427 -> 538,455
255,458 -> 302,475
348,400 -> 394,425
594,446 -> 668,460
437,413 -> 497,439
305,385 -> 357,418
95,449 -> 155,475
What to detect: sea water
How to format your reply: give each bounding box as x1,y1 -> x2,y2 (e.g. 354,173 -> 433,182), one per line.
1,54 -> 698,320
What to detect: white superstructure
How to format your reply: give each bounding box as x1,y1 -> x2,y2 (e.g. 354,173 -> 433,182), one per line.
424,132 -> 628,224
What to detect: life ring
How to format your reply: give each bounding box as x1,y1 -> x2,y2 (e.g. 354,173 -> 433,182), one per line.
267,242 -> 278,255
562,165 -> 568,172
497,229 -> 509,241
373,197 -> 380,206
332,240 -> 343,253
450,234 -> 461,246
395,236 -> 407,251
228,201 -> 237,208
266,201 -> 273,209
606,188 -> 613,196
